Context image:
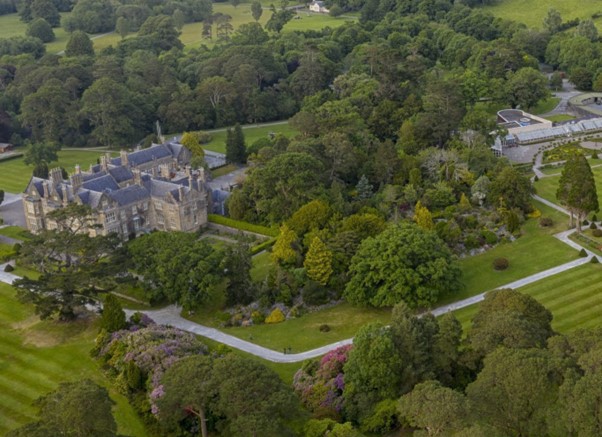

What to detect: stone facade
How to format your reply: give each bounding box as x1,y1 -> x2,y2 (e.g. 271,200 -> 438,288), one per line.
22,142 -> 209,239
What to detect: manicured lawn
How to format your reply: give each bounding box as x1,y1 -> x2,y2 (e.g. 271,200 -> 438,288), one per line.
452,263 -> 602,335
544,114 -> 576,123
483,0 -> 602,29
535,165 -> 602,220
0,226 -> 31,241
529,97 -> 560,115
200,121 -> 299,154
0,149 -> 111,194
446,201 -> 577,305
219,302 -> 391,353
0,283 -> 147,436
211,163 -> 238,178
283,12 -> 357,32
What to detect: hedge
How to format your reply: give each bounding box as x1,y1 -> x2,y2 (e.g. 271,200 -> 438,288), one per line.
250,237 -> 276,255
208,214 -> 278,237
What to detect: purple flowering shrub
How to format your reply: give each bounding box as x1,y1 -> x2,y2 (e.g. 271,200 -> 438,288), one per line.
293,344 -> 352,420
96,324 -> 207,415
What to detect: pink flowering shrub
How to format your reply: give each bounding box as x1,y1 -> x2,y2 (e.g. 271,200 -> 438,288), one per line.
293,344 -> 352,419
96,324 -> 207,415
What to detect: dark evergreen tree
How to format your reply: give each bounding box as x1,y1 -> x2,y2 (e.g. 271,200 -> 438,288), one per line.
225,123 -> 246,164
100,293 -> 126,333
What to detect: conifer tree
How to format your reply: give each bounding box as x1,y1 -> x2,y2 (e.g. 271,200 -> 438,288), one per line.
100,294 -> 126,333
225,124 -> 246,164
271,224 -> 298,265
414,201 -> 434,230
304,236 -> 333,285
356,174 -> 373,199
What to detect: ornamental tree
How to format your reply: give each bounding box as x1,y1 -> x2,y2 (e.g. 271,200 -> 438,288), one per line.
304,236 -> 333,285
100,293 -> 126,333
271,224 -> 298,265
413,201 -> 434,230
557,154 -> 599,232
344,222 -> 462,308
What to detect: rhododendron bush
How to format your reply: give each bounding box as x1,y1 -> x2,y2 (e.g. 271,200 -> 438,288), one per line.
293,344 -> 352,419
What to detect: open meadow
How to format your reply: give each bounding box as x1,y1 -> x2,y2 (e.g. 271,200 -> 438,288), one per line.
0,149 -> 111,194
201,121 -> 299,154
483,0 -> 602,29
0,282 -> 147,436
0,2 -> 356,54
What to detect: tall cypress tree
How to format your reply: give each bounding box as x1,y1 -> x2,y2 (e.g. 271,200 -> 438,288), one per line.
226,124 -> 246,164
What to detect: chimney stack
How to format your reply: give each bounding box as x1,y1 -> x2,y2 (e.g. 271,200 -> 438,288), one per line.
100,155 -> 108,172
75,164 -> 81,174
178,185 -> 185,201
160,164 -> 170,179
132,168 -> 142,186
199,167 -> 206,183
43,181 -> 50,198
120,150 -> 128,167
49,167 -> 63,187
70,173 -> 83,192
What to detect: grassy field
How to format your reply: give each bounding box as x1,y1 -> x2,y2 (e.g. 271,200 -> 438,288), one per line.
544,114 -> 576,123
0,283 -> 147,436
483,0 -> 602,29
447,201 -> 577,304
0,149 -> 110,194
453,263 -> 602,334
529,97 -> 561,115
0,3 -> 355,54
201,121 -> 298,154
0,226 -> 30,241
535,165 -> 602,219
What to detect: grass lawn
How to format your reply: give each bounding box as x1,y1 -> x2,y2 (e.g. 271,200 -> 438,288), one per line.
445,200 -> 577,305
544,114 -> 576,123
250,250 -> 273,282
529,97 -> 561,115
0,282 -> 147,436
535,165 -> 602,219
482,0 -> 602,29
0,149 -> 111,194
201,121 -> 298,154
452,263 -> 602,335
216,302 -> 391,353
0,226 -> 31,241
283,12 -> 357,32
211,163 -> 238,178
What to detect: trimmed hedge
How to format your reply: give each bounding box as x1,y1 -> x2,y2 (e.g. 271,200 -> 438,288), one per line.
250,237 -> 276,255
208,214 -> 278,237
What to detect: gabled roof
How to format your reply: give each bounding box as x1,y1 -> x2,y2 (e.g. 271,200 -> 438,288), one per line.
127,144 -> 173,167
108,166 -> 134,184
107,184 -> 149,206
82,174 -> 120,193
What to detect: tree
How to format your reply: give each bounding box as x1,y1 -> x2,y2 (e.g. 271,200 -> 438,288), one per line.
344,222 -> 462,308
30,0 -> 59,27
550,71 -> 563,90
26,18 -> 54,42
100,294 -> 126,333
7,380 -> 117,437
65,30 -> 94,57
115,16 -> 130,39
505,67 -> 549,110
265,8 -> 294,33
304,236 -> 333,285
221,243 -> 253,306
287,200 -> 331,237
157,355 -> 215,437
225,123 -> 246,164
488,166 -> 533,213
81,77 -> 140,147
413,201 -> 434,230
14,205 -> 126,320
230,0 -> 241,7
180,131 -> 205,158
128,232 -> 224,309
557,154 -> 599,231
212,354 -> 299,436
272,224 -> 298,265
543,8 -> 562,34
251,0 -> 262,21
398,380 -> 468,435
62,0 -> 116,33
577,19 -> 599,42
466,348 -> 560,436
344,323 -> 404,423
138,15 -> 184,52
23,141 -> 59,168
468,289 -> 554,357
172,9 -> 185,30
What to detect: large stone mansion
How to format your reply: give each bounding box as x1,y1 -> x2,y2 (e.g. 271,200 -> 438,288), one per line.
22,142 -> 209,239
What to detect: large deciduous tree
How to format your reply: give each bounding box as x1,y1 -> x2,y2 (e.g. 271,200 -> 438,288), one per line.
127,232 -> 224,309
505,67 -> 549,110
557,153 -> 599,232
65,30 -> 95,57
344,222 -> 462,308
488,166 -> 533,213
7,380 -> 117,437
